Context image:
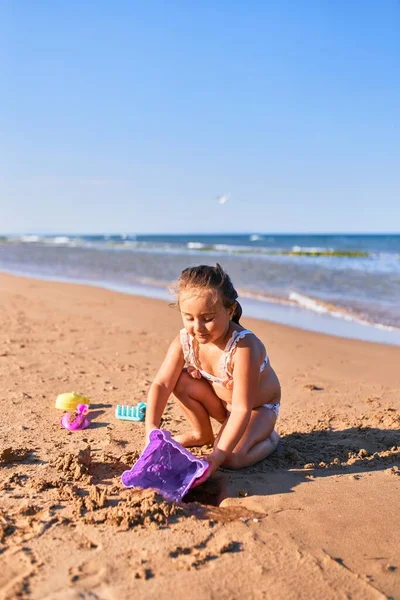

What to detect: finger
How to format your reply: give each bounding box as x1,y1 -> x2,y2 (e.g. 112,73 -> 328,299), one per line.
191,466 -> 210,488
191,474 -> 208,488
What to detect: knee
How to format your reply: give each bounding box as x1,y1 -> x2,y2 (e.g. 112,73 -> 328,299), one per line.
271,385 -> 281,404
173,370 -> 191,397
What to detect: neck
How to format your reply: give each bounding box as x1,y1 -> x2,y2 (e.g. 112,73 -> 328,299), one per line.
212,321 -> 232,350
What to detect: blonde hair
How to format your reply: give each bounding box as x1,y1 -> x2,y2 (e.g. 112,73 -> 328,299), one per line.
174,263 -> 242,324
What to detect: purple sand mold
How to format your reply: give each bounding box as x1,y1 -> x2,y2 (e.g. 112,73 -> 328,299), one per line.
121,429 -> 209,502
60,403 -> 90,431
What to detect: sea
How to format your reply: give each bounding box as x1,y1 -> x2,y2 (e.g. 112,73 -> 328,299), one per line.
1,233 -> 399,346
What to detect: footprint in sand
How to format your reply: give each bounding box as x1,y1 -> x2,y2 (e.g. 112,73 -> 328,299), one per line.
69,559 -> 107,588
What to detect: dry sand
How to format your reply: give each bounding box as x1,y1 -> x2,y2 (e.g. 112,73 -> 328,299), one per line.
0,272 -> 399,600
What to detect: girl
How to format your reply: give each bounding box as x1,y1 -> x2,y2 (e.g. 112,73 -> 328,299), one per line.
145,264 -> 281,483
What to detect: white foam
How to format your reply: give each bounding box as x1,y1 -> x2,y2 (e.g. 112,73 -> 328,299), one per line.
289,291 -> 396,331
187,242 -> 206,249
50,236 -> 70,245
291,246 -> 334,253
289,292 -> 329,314
213,244 -> 232,251
238,288 -> 398,333
20,235 -> 40,243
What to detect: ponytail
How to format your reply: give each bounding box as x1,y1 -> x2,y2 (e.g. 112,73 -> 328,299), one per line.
232,301 -> 242,324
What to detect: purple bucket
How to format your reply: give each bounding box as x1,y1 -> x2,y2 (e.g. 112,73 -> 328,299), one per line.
121,429 -> 209,502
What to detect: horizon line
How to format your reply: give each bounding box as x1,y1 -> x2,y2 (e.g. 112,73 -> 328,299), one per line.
2,231 -> 400,237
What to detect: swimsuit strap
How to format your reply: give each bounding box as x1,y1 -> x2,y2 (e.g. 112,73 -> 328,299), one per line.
180,327 -> 267,385
219,329 -> 253,377
180,328 -> 196,368
180,328 -> 238,384
225,329 -> 253,352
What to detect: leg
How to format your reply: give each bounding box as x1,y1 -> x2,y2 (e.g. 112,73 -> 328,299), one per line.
221,407 -> 280,469
173,370 -> 228,447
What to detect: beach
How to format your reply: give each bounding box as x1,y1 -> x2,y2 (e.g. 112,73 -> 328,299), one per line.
1,271 -> 399,599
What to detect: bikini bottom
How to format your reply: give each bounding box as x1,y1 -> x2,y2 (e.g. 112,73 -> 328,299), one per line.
261,403 -> 280,418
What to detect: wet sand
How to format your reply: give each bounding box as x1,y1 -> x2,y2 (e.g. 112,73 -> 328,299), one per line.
0,272 -> 399,600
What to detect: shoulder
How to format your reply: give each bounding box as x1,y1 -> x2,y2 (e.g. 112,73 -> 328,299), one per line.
231,328 -> 262,350
231,328 -> 265,362
162,334 -> 185,366
169,333 -> 185,353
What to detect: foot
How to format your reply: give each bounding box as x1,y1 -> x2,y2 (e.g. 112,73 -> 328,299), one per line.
269,430 -> 280,453
173,431 -> 214,448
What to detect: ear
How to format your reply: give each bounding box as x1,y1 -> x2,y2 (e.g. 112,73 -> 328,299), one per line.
229,302 -> 237,319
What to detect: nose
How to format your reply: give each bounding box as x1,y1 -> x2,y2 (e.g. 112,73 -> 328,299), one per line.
194,320 -> 206,335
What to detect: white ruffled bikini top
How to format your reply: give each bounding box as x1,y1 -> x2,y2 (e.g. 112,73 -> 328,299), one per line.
179,327 -> 268,387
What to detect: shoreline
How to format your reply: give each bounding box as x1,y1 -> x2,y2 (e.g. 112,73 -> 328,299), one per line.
1,271 -> 399,599
1,267 -> 400,347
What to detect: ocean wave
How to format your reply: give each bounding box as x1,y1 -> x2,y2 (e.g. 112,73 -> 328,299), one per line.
234,287 -> 399,332
47,236 -> 71,245
20,235 -> 41,243
291,245 -> 334,253
2,235 -> 399,265
187,242 -> 208,249
288,291 -> 397,331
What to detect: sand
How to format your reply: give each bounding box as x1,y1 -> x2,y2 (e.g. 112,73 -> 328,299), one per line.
0,272 -> 399,600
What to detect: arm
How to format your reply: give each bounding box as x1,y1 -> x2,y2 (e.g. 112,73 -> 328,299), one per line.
208,341 -> 262,469
145,335 -> 185,438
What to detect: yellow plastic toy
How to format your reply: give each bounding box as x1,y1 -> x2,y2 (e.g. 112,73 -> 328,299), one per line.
55,392 -> 91,410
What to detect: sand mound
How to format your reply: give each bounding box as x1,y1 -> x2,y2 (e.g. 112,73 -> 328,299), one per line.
0,446 -> 33,465
52,446 -> 92,481
66,486 -> 190,529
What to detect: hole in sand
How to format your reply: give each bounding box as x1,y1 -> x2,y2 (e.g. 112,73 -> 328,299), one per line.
183,474 -> 229,507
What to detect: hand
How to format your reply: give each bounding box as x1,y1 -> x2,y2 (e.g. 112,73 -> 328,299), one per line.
191,448 -> 227,488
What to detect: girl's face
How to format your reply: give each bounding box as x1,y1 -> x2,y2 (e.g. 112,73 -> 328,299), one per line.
179,288 -> 233,344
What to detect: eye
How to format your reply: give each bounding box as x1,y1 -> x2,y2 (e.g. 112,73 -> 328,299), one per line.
204,317 -> 214,323
184,316 -> 194,321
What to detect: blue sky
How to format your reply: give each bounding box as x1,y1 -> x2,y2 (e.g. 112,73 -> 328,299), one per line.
1,1 -> 399,234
